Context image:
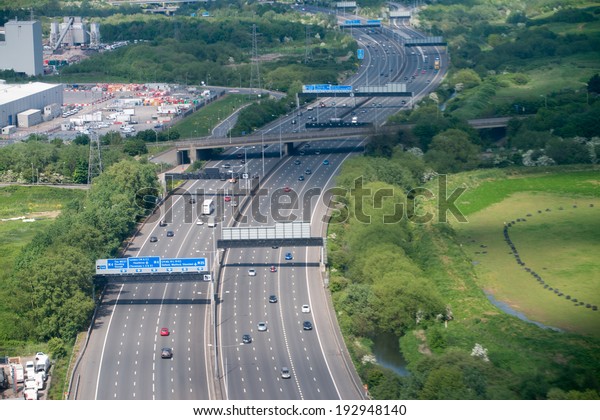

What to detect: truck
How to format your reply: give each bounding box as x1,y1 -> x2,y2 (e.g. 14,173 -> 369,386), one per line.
25,361 -> 35,379
434,58 -> 440,70
23,379 -> 38,400
34,352 -> 50,373
13,363 -> 24,383
202,199 -> 215,215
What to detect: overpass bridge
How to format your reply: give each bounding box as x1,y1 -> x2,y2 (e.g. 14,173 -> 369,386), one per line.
159,116 -> 520,164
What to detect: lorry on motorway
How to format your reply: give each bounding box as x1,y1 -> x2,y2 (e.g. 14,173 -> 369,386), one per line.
202,199 -> 215,215
434,58 -> 440,70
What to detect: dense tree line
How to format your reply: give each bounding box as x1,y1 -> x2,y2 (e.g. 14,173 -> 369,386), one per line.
0,159 -> 159,342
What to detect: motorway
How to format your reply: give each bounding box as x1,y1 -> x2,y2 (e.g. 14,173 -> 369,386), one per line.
72,5 -> 443,400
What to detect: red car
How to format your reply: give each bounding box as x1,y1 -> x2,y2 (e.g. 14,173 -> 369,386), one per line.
270,265 -> 277,272
283,186 -> 291,193
160,327 -> 170,336
224,195 -> 232,202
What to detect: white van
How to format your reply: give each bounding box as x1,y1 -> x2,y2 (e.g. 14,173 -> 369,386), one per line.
207,216 -> 216,228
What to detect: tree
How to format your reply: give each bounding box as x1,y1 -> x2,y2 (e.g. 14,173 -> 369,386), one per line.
123,138 -> 148,156
588,74 -> 600,94
425,129 -> 480,173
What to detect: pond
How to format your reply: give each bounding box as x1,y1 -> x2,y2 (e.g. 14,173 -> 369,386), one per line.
371,333 -> 410,377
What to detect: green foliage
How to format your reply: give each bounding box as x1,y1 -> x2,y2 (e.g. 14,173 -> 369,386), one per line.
3,160 -> 159,342
425,129 -> 481,173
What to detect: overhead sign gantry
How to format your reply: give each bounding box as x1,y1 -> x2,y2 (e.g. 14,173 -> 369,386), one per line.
96,256 -> 207,275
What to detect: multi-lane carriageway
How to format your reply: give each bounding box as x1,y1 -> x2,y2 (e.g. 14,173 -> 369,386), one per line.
73,138 -> 367,400
72,9 -> 444,400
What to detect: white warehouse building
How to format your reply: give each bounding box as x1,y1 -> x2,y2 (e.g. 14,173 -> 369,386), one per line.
0,20 -> 43,76
0,81 -> 63,128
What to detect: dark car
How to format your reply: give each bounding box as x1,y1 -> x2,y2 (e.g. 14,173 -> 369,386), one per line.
159,220 -> 167,227
150,236 -> 158,243
305,168 -> 311,175
242,334 -> 252,344
269,295 -> 278,303
298,175 -> 305,181
166,231 -> 174,237
303,321 -> 313,331
161,347 -> 173,359
294,159 -> 301,165
189,198 -> 196,204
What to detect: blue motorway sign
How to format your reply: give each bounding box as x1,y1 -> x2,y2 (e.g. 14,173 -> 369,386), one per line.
302,84 -> 353,94
357,49 -> 364,60
107,258 -> 128,269
344,19 -> 361,25
161,258 -> 207,269
96,256 -> 208,275
367,19 -> 382,25
128,256 -> 160,268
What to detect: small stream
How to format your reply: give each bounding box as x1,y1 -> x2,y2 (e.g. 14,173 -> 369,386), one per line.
484,291 -> 562,332
371,333 -> 410,376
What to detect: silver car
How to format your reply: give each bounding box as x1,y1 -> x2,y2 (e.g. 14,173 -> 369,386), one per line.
257,321 -> 267,331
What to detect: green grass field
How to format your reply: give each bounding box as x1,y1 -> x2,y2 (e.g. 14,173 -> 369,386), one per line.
453,169 -> 600,336
0,186 -> 85,285
172,94 -> 255,139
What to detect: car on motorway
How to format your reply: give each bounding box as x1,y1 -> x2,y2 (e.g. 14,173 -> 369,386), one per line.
323,159 -> 330,165
281,367 -> 291,379
224,195 -> 232,202
166,230 -> 174,237
270,265 -> 277,273
315,150 -> 321,155
196,218 -> 204,225
189,198 -> 196,204
242,334 -> 252,344
229,177 -> 237,183
294,159 -> 301,165
401,100 -> 406,105
305,168 -> 311,175
257,321 -> 267,331
160,327 -> 170,336
298,175 -> 305,181
283,186 -> 292,193
222,163 -> 231,169
159,220 -> 167,227
299,150 -> 305,155
150,236 -> 158,243
303,321 -> 313,331
291,119 -> 297,124
301,304 -> 310,313
231,200 -> 238,207
161,347 -> 173,359
248,269 -> 257,276
269,295 -> 278,303
285,252 -> 293,260
426,79 -> 431,84
422,69 -> 426,74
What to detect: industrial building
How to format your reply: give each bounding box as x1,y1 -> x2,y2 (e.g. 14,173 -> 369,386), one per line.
0,20 -> 43,76
0,81 -> 63,129
49,17 -> 101,51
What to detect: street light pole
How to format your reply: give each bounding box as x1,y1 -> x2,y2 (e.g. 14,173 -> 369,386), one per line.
261,132 -> 265,179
